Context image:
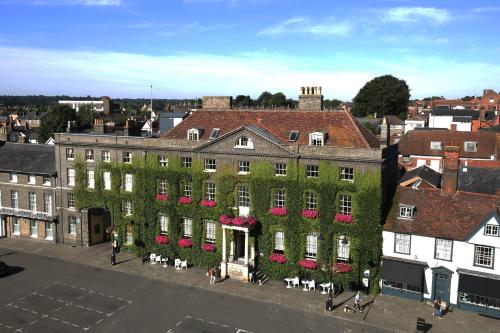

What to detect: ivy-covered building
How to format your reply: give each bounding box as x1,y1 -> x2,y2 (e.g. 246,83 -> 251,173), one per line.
54,88 -> 397,292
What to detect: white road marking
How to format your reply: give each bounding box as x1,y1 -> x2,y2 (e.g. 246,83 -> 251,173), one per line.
72,324 -> 79,328
119,305 -> 125,311
209,321 -> 218,325
176,321 -> 183,326
95,319 -> 104,325
28,320 -> 38,326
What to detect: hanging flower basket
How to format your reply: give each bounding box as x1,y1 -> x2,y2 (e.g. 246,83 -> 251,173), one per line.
334,262 -> 353,273
335,213 -> 353,223
178,238 -> 193,248
301,209 -> 319,219
155,235 -> 170,245
200,200 -> 217,207
269,253 -> 287,264
156,194 -> 169,202
269,207 -> 287,216
178,196 -> 193,205
219,214 -> 234,225
299,259 -> 318,270
299,259 -> 317,270
202,243 -> 216,252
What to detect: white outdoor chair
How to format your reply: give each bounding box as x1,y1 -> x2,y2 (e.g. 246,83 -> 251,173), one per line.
174,259 -> 182,270
308,280 -> 316,291
155,255 -> 162,265
292,277 -> 300,288
320,282 -> 330,294
161,258 -> 168,267
181,260 -> 188,270
150,253 -> 157,264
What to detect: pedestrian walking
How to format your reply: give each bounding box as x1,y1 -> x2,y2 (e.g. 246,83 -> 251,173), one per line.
354,292 -> 363,312
433,298 -> 442,319
209,268 -> 216,284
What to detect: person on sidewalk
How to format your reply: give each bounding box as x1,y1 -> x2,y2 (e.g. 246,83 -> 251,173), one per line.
433,298 -> 442,319
209,268 -> 216,284
354,292 -> 363,313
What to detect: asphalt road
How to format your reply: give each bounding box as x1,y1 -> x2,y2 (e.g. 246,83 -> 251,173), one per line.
0,249 -> 391,333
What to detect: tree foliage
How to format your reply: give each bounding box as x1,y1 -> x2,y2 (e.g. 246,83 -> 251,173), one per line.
38,105 -> 77,143
352,75 -> 410,117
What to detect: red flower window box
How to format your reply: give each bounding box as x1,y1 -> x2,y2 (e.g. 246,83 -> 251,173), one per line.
155,235 -> 170,245
178,238 -> 193,248
219,214 -> 233,225
232,216 -> 258,226
301,209 -> 318,219
299,259 -> 317,270
178,196 -> 193,204
335,213 -> 353,223
202,243 -> 216,252
269,207 -> 287,216
156,194 -> 169,201
200,200 -> 217,207
269,253 -> 287,264
335,262 -> 353,273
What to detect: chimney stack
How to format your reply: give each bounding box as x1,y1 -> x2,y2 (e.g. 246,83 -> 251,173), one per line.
480,107 -> 486,121
93,118 -> 104,134
380,116 -> 390,148
442,144 -> 460,194
298,86 -> 324,111
450,123 -> 457,131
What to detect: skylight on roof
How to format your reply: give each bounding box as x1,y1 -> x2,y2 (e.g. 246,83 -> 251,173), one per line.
209,128 -> 220,140
288,130 -> 299,142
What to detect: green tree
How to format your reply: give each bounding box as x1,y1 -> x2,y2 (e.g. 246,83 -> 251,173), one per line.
234,95 -> 254,107
352,75 -> 410,117
77,104 -> 97,129
257,91 -> 273,107
324,99 -> 342,109
39,105 -> 77,143
268,92 -> 287,107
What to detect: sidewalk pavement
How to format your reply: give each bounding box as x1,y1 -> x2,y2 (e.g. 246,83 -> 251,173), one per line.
1,238 -> 498,333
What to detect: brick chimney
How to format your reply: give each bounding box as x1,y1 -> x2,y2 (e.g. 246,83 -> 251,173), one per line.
442,144 -> 460,194
380,116 -> 390,148
480,107 -> 486,121
299,86 -> 324,111
93,118 -> 105,134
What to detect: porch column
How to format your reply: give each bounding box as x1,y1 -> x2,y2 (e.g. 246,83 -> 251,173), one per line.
244,230 -> 249,266
221,227 -> 227,278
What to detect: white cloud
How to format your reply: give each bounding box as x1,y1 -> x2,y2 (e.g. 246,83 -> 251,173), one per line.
470,6 -> 500,13
0,46 -> 498,100
382,7 -> 451,24
259,17 -> 352,36
32,0 -> 121,5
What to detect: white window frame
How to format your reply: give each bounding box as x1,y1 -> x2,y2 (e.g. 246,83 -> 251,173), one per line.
69,216 -> 77,234
66,147 -> 74,160
182,157 -> 192,168
124,201 -> 132,216
13,218 -> 20,235
103,171 -> 111,190
87,170 -> 95,189
394,233 -> 411,254
11,190 -> 19,209
68,193 -> 75,209
305,234 -> 318,260
183,182 -> 192,198
101,150 -> 111,163
28,174 -> 36,185
474,245 -> 494,268
274,231 -> 285,252
485,224 -> 499,237
235,136 -> 254,149
10,172 -> 17,183
204,159 -> 216,172
337,235 -> 350,261
159,155 -> 168,167
126,225 -> 133,245
275,163 -> 287,176
339,195 -> 352,215
159,215 -> 169,235
435,238 -> 453,261
45,223 -> 53,240
183,218 -> 193,238
309,132 -> 324,146
399,205 -> 414,219
306,191 -> 317,210
29,192 -> 37,211
238,185 -> 250,207
238,160 -> 250,174
430,141 -> 442,150
123,151 -> 132,164
205,220 -> 216,243
44,194 -> 52,215
340,167 -> 354,181
306,165 -> 319,178
158,179 -> 167,195
187,128 -> 199,141
85,149 -> 94,161
43,176 -> 51,186
67,168 -> 75,187
274,189 -> 285,208
464,141 -> 477,152
124,173 -> 133,192
30,220 -> 38,237
205,182 -> 216,201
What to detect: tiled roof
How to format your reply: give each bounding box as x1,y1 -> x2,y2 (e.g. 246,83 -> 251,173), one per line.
384,187 -> 500,240
458,166 -> 500,195
400,165 -> 442,188
162,110 -> 379,148
0,142 -> 55,175
386,115 -> 404,126
431,109 -> 496,120
398,129 -> 499,159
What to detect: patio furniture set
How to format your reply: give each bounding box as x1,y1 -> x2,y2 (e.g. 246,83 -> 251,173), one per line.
149,253 -> 187,270
283,277 -> 336,295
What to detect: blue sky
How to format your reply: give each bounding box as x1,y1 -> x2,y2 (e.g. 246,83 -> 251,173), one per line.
0,0 -> 499,100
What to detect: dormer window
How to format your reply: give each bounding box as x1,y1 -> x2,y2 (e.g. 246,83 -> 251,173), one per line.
187,128 -> 199,141
309,132 -> 324,146
235,136 -> 254,149
464,141 -> 477,152
430,141 -> 442,150
399,205 -> 415,219
485,224 -> 499,236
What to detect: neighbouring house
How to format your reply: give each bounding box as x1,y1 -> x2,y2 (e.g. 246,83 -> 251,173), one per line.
58,96 -> 120,114
51,86 -> 398,289
481,89 -> 500,111
0,143 -> 58,241
398,128 -> 500,172
428,108 -> 499,132
404,115 -> 426,133
382,144 -> 500,317
158,112 -> 189,135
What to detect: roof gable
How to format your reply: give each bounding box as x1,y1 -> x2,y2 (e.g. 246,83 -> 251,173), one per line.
400,165 -> 442,188
465,210 -> 500,241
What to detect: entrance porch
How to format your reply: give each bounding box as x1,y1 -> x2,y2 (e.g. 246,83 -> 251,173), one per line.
220,225 -> 253,282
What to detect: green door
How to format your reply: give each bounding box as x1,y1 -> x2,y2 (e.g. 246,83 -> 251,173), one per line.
433,273 -> 451,304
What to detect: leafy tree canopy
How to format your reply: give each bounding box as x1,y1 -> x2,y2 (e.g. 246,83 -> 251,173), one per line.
38,105 -> 77,143
324,99 -> 342,109
234,95 -> 254,107
352,75 -> 410,117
